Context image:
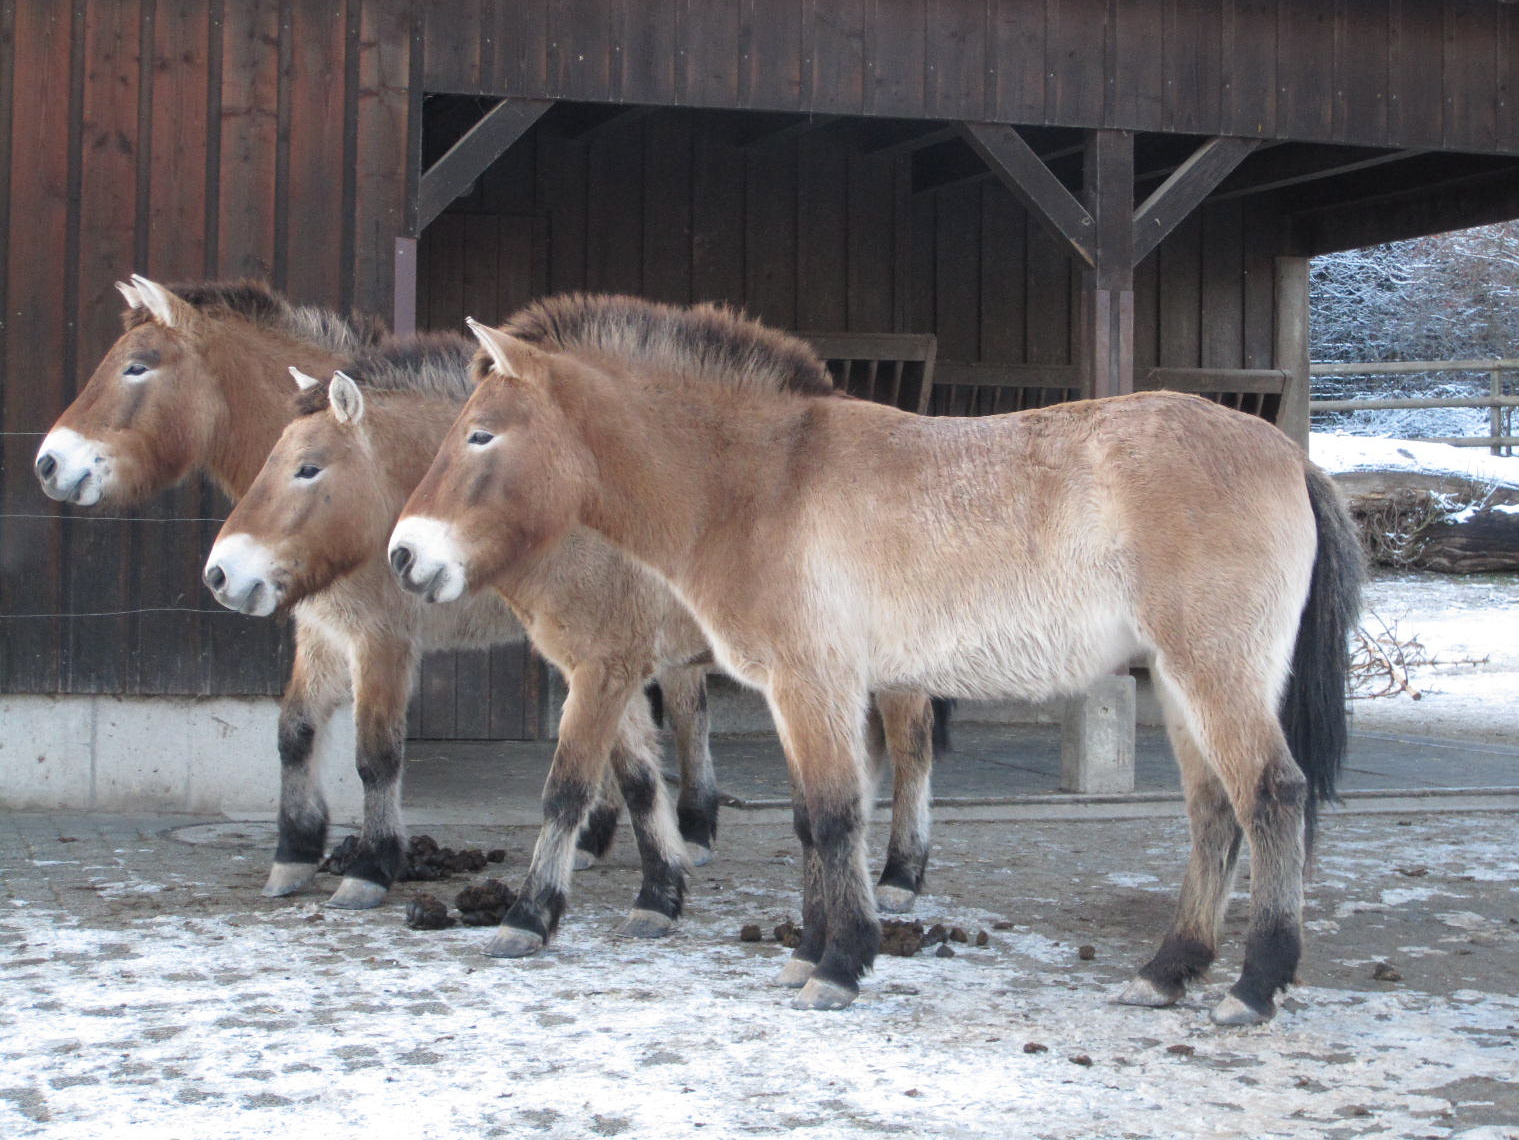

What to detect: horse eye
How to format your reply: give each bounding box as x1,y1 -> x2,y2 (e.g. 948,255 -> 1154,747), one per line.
467,429 -> 495,446
122,362 -> 149,378
295,464 -> 321,480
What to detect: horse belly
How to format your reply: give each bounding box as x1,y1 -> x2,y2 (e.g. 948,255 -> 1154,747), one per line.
869,583 -> 1143,702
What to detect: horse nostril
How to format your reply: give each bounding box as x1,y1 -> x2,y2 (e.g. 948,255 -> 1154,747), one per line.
205,564 -> 226,591
389,543 -> 415,577
36,452 -> 57,480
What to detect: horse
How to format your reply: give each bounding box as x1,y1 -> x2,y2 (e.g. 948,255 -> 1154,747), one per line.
207,339 -> 940,958
31,277 -> 698,909
389,293 -> 1362,1024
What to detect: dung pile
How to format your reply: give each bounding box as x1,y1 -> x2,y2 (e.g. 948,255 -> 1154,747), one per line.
404,878 -> 519,931
321,834 -> 507,882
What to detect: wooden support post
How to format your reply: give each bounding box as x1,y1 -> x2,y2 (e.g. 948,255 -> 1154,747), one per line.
393,236 -> 417,337
1079,130 -> 1135,401
1274,256 -> 1312,446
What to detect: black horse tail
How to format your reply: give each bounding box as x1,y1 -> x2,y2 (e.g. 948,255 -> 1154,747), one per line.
930,697 -> 955,755
1280,464 -> 1364,852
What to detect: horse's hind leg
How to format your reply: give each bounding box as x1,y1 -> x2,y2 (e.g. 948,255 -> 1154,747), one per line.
326,637 -> 418,909
874,691 -> 934,913
1142,670 -> 1307,1025
660,665 -> 719,866
1121,719 -> 1242,1008
486,661 -> 642,957
606,694 -> 690,938
263,629 -> 348,898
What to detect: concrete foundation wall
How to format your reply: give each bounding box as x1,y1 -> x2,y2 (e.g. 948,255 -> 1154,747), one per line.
0,695 -> 363,817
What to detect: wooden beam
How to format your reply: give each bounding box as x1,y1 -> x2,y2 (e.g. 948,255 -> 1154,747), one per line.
739,113 -> 842,149
1274,257 -> 1312,446
1209,146 -> 1424,203
1132,137 -> 1261,262
1081,130 -> 1135,400
416,98 -> 553,233
959,122 -> 1096,267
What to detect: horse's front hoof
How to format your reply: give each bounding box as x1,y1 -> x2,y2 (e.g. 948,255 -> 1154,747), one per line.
684,842 -> 713,868
616,908 -> 674,938
791,978 -> 858,1011
484,926 -> 546,958
325,878 -> 389,910
1117,976 -> 1181,1008
1211,993 -> 1273,1026
572,849 -> 597,871
773,957 -> 816,989
874,884 -> 917,914
261,861 -> 318,898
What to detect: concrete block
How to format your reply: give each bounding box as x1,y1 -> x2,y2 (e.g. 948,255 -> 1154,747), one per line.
1059,674 -> 1137,794
0,695 -> 96,809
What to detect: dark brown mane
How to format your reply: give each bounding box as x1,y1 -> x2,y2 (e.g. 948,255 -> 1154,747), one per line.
124,278 -> 386,356
294,332 -> 476,417
497,293 -> 835,397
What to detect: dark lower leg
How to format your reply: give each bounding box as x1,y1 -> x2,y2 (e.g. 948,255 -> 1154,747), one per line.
666,669 -> 719,853
610,738 -> 687,924
501,775 -> 594,942
1228,765 -> 1307,1018
273,709 -> 327,867
789,800 -> 829,971
341,719 -> 406,890
877,694 -> 934,901
576,781 -> 620,861
810,795 -> 880,993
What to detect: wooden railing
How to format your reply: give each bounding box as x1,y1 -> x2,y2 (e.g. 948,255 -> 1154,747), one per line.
1310,359 -> 1519,456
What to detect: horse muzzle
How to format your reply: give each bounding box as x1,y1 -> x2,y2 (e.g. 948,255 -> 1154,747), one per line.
203,534 -> 284,617
34,428 -> 110,506
387,517 -> 468,604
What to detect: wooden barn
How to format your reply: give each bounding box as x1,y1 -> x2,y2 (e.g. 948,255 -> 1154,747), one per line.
3,0 -> 1519,809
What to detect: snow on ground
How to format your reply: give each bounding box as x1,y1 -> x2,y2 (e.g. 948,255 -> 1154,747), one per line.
3,811 -> 1517,1140
1310,433 -> 1519,491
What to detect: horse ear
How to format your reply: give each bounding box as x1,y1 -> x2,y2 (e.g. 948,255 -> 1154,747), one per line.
129,275 -> 193,329
116,281 -> 143,309
288,366 -> 322,392
465,317 -> 541,383
329,370 -> 366,425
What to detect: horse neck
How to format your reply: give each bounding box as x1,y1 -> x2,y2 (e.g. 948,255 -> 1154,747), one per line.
197,321 -> 349,499
563,368 -> 799,589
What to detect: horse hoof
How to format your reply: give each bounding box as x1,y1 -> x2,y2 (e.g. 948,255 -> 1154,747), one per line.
1211,994 -> 1273,1026
773,958 -> 816,989
616,908 -> 674,939
484,926 -> 545,958
1117,977 -> 1181,1008
325,878 -> 388,910
685,842 -> 713,868
572,850 -> 597,871
875,884 -> 917,914
261,861 -> 318,898
791,978 -> 857,1011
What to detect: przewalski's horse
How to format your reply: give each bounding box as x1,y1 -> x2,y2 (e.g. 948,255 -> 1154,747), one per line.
30,278 -> 619,909
211,339 -> 937,956
391,294 -> 1362,1024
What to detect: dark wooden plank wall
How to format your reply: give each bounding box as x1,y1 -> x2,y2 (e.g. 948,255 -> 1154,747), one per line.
423,0 -> 1519,158
0,0 -> 416,697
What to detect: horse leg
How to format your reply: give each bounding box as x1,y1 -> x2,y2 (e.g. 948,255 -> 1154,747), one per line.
660,665 -> 719,866
1121,717 -> 1242,1008
1147,668 -> 1307,1025
768,676 -> 879,1010
572,772 -> 621,871
874,691 -> 935,913
486,662 -> 641,957
606,693 -> 691,938
263,629 -> 348,898
326,637 -> 416,909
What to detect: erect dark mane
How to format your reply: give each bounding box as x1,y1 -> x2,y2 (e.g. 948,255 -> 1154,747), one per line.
124,278 -> 386,356
294,332 -> 476,417
497,293 -> 835,397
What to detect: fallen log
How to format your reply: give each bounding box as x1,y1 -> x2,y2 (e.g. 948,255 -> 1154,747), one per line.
1415,506 -> 1519,574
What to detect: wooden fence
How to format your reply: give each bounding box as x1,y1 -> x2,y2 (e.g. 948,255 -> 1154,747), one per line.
1310,359 -> 1519,455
